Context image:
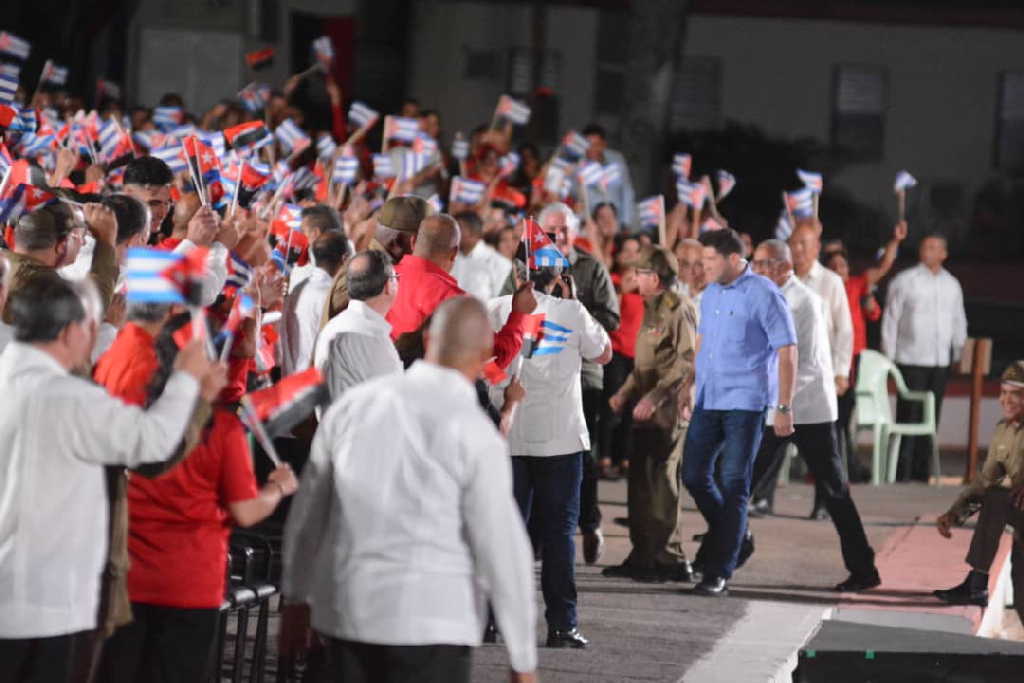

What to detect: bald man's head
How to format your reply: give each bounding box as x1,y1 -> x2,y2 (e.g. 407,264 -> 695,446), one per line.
413,214 -> 461,270
424,296 -> 494,380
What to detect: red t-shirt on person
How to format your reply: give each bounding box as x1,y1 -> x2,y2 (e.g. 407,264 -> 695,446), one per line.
386,254 -> 525,368
844,273 -> 881,359
126,409 -> 259,609
93,322 -> 160,406
608,272 -> 643,359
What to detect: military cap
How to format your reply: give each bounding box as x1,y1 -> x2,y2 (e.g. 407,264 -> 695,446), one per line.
1002,360 -> 1024,389
377,196 -> 433,234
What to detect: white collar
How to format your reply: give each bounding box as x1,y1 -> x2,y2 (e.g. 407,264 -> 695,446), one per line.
0,341 -> 70,380
346,299 -> 392,334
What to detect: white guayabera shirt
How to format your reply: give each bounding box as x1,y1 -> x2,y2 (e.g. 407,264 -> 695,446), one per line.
881,263 -> 967,368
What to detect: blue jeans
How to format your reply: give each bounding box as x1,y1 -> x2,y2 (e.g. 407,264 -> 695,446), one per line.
681,404 -> 766,580
512,453 -> 583,631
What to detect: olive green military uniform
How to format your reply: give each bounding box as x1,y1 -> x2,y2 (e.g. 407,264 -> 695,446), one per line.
617,287 -> 697,570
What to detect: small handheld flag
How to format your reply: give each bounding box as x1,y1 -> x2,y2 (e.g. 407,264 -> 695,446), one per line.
153,106 -> 184,132
894,170 -> 917,192
672,153 -> 691,180
0,32 -> 31,61
275,119 -> 311,156
224,120 -> 272,152
382,115 -> 420,143
245,47 -> 275,71
785,187 -> 815,218
796,169 -> 823,193
716,169 -> 736,200
577,162 -> 603,187
449,176 -> 486,205
495,95 -> 531,125
124,247 -> 208,306
348,101 -> 379,129
561,131 -> 589,159
333,154 -> 360,185
451,133 -> 469,161
372,153 -> 395,179
311,36 -> 334,66
241,367 -> 329,440
523,218 -> 569,269
637,195 -> 665,228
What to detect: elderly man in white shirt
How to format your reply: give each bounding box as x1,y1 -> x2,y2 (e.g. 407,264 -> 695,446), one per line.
882,234 -> 968,481
281,297 -> 537,683
0,276 -> 221,682
488,264 -> 612,649
313,250 -> 402,404
451,211 -> 512,301
279,232 -> 350,376
749,240 -> 881,592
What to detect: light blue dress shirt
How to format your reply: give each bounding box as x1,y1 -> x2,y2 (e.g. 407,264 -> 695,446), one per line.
696,265 -> 797,411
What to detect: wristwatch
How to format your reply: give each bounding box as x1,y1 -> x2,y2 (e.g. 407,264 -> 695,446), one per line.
776,404 -> 791,415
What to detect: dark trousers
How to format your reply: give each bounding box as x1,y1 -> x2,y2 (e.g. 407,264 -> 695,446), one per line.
0,632 -> 91,683
512,453 -> 583,630
681,405 -> 765,580
895,364 -> 949,482
965,487 -> 1024,573
751,422 -> 877,577
836,354 -> 864,481
325,639 -> 471,683
580,388 -> 603,534
600,353 -> 635,467
627,425 -> 686,568
92,603 -> 219,683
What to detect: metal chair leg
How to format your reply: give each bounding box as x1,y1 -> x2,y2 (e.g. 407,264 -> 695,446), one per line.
252,598 -> 270,683
233,607 -> 250,683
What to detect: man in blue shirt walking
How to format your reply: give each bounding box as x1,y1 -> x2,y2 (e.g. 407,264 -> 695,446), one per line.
680,229 -> 798,596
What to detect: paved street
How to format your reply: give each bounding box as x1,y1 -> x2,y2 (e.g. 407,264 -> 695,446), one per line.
472,477 -> 976,682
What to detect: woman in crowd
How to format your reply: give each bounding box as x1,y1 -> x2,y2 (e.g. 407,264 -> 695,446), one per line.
95,313 -> 298,683
599,232 -> 644,478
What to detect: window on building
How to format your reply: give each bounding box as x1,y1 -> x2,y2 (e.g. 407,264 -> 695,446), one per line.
995,72 -> 1024,171
670,56 -> 722,132
831,64 -> 887,161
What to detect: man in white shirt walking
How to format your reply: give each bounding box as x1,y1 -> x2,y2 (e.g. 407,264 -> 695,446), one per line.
882,234 -> 968,481
790,222 -> 854,518
280,232 -> 350,375
749,240 -> 880,592
488,263 -> 612,649
451,211 -> 511,301
281,296 -> 537,683
0,276 -> 222,683
315,250 -> 403,402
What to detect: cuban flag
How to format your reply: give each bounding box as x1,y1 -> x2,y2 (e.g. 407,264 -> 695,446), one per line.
636,195 -> 665,228
241,367 -> 329,440
785,187 -> 815,217
197,130 -> 226,160
673,153 -> 691,180
382,115 -> 420,143
577,161 -> 603,187
96,78 -> 121,101
372,153 -> 395,179
153,106 -> 184,132
124,246 -> 208,305
561,131 -> 589,159
894,169 -> 917,192
598,164 -> 621,192
333,154 -> 359,185
311,36 -> 334,65
238,82 -> 271,113
18,132 -> 56,160
523,217 -> 569,269
451,134 -> 469,161
426,194 -> 442,213
676,180 -> 706,208
151,145 -> 187,175
349,101 -> 379,129
412,132 -> 438,157
796,169 -> 823,193
98,118 -> 133,163
0,32 -> 31,61
449,176 -> 485,205
316,133 -> 337,161
218,292 -> 256,341
531,319 -> 572,357
0,142 -> 12,175
496,94 -> 531,125
716,169 -> 736,199
0,64 -> 19,104
39,60 -> 68,86
290,166 -> 318,192
543,166 -> 571,199
396,149 -> 424,181
225,251 -> 254,291
521,313 -> 546,358
275,118 -> 310,155
181,136 -> 224,204
498,151 -> 520,178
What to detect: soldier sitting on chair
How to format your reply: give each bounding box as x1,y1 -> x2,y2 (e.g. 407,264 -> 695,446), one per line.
933,360 -> 1024,609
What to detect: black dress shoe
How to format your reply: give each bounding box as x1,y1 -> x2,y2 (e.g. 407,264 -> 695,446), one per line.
735,531 -> 755,570
601,563 -> 634,579
692,576 -> 729,597
834,571 -> 882,592
933,572 -> 989,607
547,627 -> 589,649
583,529 -> 604,565
631,567 -> 668,583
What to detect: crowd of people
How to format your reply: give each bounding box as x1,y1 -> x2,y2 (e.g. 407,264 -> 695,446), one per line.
0,34 -> 1020,683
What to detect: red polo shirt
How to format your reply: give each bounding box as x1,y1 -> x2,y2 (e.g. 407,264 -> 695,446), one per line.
845,273 -> 881,361
387,254 -> 525,368
94,323 -> 160,406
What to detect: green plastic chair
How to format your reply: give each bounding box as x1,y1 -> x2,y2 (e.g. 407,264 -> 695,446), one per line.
854,350 -> 941,485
